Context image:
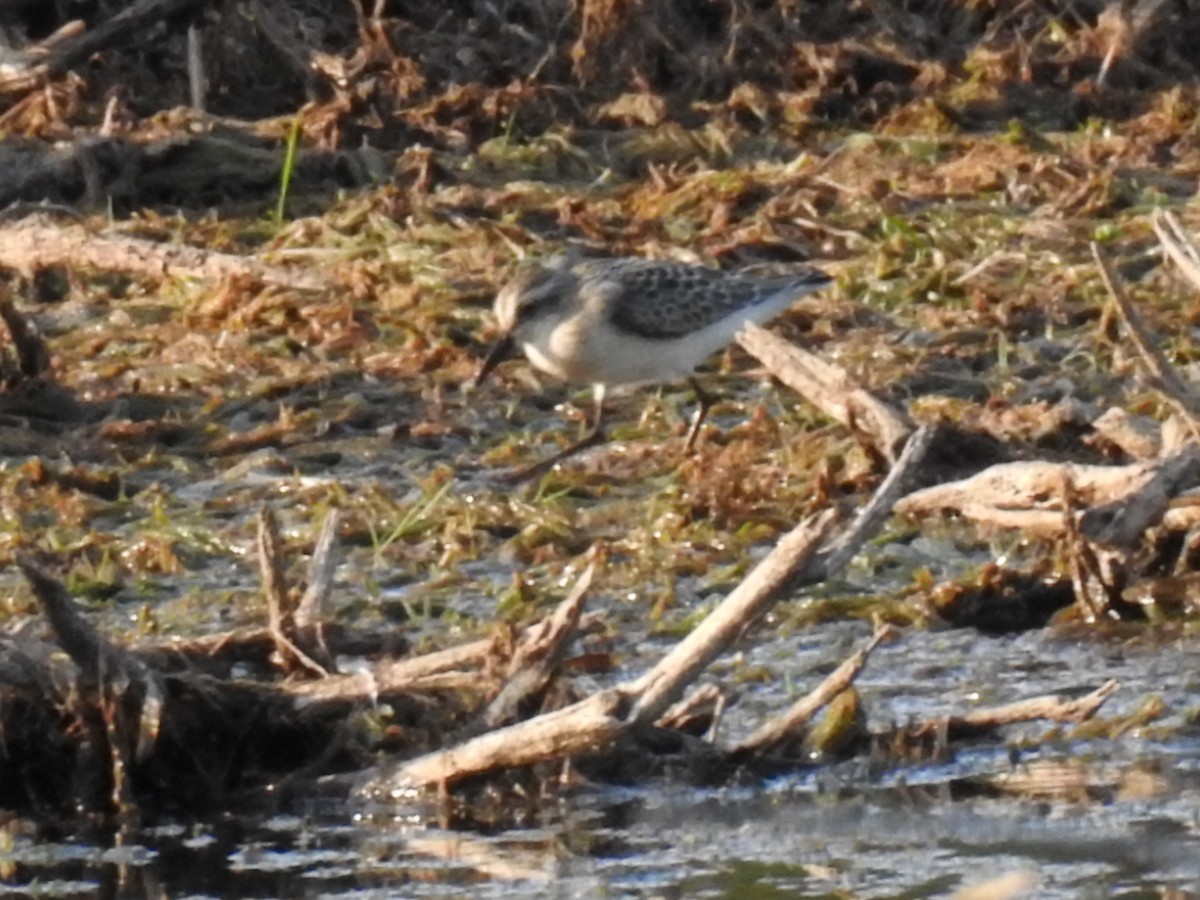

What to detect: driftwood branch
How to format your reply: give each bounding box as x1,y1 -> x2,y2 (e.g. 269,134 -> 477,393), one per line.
366,425 -> 934,794
295,509 -> 341,628
897,447 -> 1200,546
1152,208 -> 1200,296
944,679 -> 1119,737
1093,241 -> 1200,424
737,321 -> 913,464
811,423 -> 935,578
483,563 -> 595,728
372,689 -> 633,795
0,219 -> 323,290
258,505 -> 331,677
284,611 -> 605,706
735,624 -> 895,755
627,510 -> 839,726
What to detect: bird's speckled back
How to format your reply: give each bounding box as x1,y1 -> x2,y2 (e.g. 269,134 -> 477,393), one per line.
573,259 -> 830,340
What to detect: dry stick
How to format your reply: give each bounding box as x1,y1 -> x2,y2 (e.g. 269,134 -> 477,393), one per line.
1152,208 -> 1200,295
483,563 -> 595,728
629,423 -> 933,727
15,554 -> 150,686
737,321 -> 914,465
735,624 -> 895,755
287,612 -> 606,704
898,459 -> 1163,518
626,511 -> 838,725
897,449 -> 1200,545
257,506 -> 328,678
0,220 -> 323,291
945,679 -> 1119,736
1092,242 -> 1200,425
371,426 -> 934,793
295,509 -> 341,629
810,424 -> 935,578
372,689 -> 632,797
376,512 -> 838,791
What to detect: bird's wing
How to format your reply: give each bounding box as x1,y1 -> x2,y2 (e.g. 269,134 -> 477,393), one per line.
588,260 -> 829,340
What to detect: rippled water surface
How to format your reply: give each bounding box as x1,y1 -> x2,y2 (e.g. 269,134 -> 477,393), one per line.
5,619 -> 1200,898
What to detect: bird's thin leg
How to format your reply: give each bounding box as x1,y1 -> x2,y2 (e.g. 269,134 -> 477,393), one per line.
498,384 -> 608,484
684,377 -> 714,452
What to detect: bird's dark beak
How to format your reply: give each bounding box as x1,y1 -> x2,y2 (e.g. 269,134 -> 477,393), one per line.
473,334 -> 515,388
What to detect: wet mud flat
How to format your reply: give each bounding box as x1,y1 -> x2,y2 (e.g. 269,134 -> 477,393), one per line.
1,0 -> 1200,896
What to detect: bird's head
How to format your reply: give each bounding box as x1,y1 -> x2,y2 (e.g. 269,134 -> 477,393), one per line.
474,263 -> 575,387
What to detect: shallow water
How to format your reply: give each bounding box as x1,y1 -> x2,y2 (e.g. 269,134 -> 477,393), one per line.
5,760 -> 1200,898
4,614 -> 1200,898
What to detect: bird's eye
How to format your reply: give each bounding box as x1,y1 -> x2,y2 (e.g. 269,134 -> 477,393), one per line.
515,297 -> 550,324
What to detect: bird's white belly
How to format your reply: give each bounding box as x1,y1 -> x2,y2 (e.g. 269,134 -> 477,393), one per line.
521,310 -> 752,386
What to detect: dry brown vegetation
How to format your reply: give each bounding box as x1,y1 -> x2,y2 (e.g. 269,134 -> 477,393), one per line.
0,0 -> 1198,824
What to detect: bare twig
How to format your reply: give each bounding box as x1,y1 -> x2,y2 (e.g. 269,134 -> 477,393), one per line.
1153,208 -> 1200,295
295,510 -> 341,629
366,426 -> 933,793
627,510 -> 838,726
258,505 -> 328,677
370,688 -> 633,795
1093,241 -> 1200,425
947,679 -> 1119,734
811,423 -> 934,579
0,219 -> 324,290
735,624 -> 895,755
483,563 -> 595,728
737,322 -> 913,464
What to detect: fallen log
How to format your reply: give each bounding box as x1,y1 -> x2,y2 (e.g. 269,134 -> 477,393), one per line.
0,217 -> 323,290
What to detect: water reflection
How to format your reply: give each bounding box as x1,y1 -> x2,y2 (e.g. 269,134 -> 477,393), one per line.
1,760 -> 1198,898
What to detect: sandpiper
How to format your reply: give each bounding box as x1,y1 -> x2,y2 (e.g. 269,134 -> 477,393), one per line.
474,256 -> 832,478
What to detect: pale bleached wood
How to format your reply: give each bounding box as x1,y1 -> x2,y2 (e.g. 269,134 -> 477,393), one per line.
365,508 -> 835,793
1152,208 -> 1200,296
1093,241 -> 1200,424
627,510 -> 838,726
737,321 -> 913,464
810,424 -> 935,580
0,219 -> 323,290
295,509 -> 341,628
631,424 -> 933,727
257,505 -> 329,678
898,459 -> 1159,515
1090,407 -> 1161,460
483,563 -> 595,728
735,625 -> 895,755
897,447 -> 1200,548
364,426 -> 934,792
947,679 -> 1118,732
367,688 -> 632,796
